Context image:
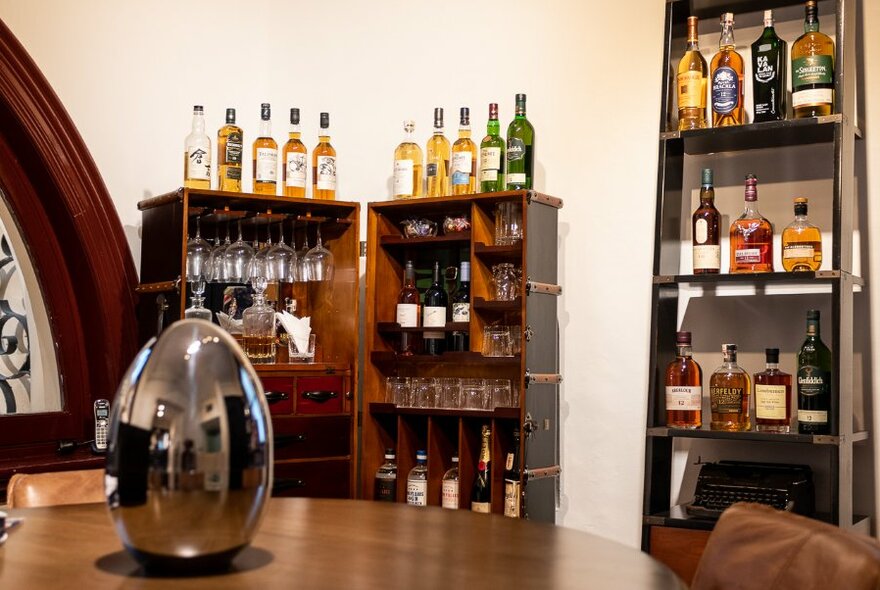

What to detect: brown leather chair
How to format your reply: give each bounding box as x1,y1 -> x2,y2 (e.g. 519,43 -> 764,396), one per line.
6,469 -> 105,508
691,503 -> 880,590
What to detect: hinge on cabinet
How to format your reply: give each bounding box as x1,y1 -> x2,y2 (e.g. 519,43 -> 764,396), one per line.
524,369 -> 563,388
524,465 -> 561,481
359,241 -> 367,257
525,278 -> 562,296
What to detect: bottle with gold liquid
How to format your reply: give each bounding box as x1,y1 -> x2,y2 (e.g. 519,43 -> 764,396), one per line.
730,174 -> 773,273
393,120 -> 423,199
184,105 -> 211,189
792,0 -> 834,118
709,343 -> 751,431
217,108 -> 242,192
426,107 -> 451,197
451,107 -> 477,195
710,13 -> 744,127
282,108 -> 307,198
677,16 -> 708,131
252,103 -> 278,195
782,198 -> 822,272
312,112 -> 336,200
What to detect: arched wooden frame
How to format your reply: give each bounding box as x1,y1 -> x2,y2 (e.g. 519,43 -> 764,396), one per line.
0,20 -> 137,450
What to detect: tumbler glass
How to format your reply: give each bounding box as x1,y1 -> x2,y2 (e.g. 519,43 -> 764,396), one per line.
435,378 -> 461,409
482,326 -> 513,357
486,379 -> 513,408
460,378 -> 487,410
494,201 -> 523,246
410,377 -> 436,408
385,377 -> 410,406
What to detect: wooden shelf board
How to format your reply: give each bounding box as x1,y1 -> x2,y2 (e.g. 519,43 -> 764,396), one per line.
377,322 -> 470,334
473,241 -> 523,262
472,297 -> 522,312
379,232 -> 471,248
255,362 -> 351,375
370,402 -> 520,419
370,351 -> 519,368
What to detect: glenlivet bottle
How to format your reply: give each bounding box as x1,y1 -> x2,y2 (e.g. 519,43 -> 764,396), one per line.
503,427 -> 522,518
406,450 -> 428,506
374,448 -> 397,502
451,107 -> 477,195
217,107 -> 242,192
441,456 -> 460,509
423,261 -> 448,356
754,348 -> 792,433
396,260 -> 420,355
677,16 -> 708,130
506,94 -> 534,190
313,112 -> 337,200
792,0 -> 834,119
730,174 -> 773,273
426,107 -> 451,197
798,309 -> 832,434
782,197 -> 822,272
709,343 -> 751,431
751,10 -> 787,123
692,168 -> 720,274
665,331 -> 702,429
449,261 -> 470,352
471,425 -> 491,513
282,108 -> 308,198
480,103 -> 505,192
710,13 -> 744,127
184,105 -> 211,189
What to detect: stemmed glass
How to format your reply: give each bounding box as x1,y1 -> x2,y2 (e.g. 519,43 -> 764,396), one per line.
224,220 -> 254,283
185,216 -> 211,283
210,222 -> 232,282
296,225 -> 312,282
286,219 -> 301,283
304,223 -> 334,282
267,220 -> 296,283
249,221 -> 272,282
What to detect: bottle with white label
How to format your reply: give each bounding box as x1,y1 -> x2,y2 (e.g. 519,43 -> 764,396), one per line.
480,103 -> 505,192
692,168 -> 720,274
664,331 -> 702,429
754,348 -> 792,433
441,456 -> 460,509
406,450 -> 428,506
451,107 -> 477,195
313,112 -> 337,200
396,260 -> 420,355
449,261 -> 470,352
423,261 -> 448,356
184,105 -> 211,189
252,103 -> 278,195
393,120 -> 423,199
282,107 -> 307,198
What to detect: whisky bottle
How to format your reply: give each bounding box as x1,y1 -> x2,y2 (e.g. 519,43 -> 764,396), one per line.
184,105 -> 211,189
665,331 -> 702,429
441,456 -> 460,510
217,108 -> 242,192
423,261 -> 448,356
792,0 -> 834,119
396,260 -> 420,355
393,120 -> 423,199
798,310 -> 832,434
426,108 -> 451,197
754,348 -> 792,433
730,174 -> 773,273
471,425 -> 491,513
503,427 -> 521,518
406,450 -> 428,506
451,107 -> 477,195
312,112 -> 337,200
709,343 -> 750,431
677,16 -> 708,131
374,448 -> 397,502
480,103 -> 505,192
506,94 -> 534,190
449,261 -> 470,352
282,108 -> 307,198
710,13 -> 744,127
252,103 -> 278,195
782,198 -> 822,272
692,168 -> 720,274
751,11 -> 787,123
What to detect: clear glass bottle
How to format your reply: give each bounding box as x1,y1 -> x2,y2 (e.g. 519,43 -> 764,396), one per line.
184,105 -> 211,189
441,456 -> 460,509
217,107 -> 242,192
730,174 -> 773,273
312,112 -> 337,200
480,103 -> 505,192
393,120 -> 423,199
242,272 -> 276,364
792,0 -> 834,119
782,197 -> 822,272
282,108 -> 307,198
754,348 -> 792,433
426,108 -> 451,197
665,331 -> 703,429
451,107 -> 477,195
710,13 -> 745,127
252,103 -> 278,195
677,16 -> 709,130
406,450 -> 428,506
709,343 -> 751,431
374,448 -> 397,502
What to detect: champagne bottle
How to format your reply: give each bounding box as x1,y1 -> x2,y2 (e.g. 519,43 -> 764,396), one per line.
471,425 -> 491,513
423,261 -> 448,356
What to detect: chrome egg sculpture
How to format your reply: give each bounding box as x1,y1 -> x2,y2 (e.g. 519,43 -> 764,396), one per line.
105,320 -> 273,572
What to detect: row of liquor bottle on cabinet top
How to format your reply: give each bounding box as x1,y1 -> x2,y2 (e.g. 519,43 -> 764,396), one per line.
692,169 -> 822,274
677,1 -> 834,130
183,104 -> 338,199
392,94 -> 535,199
665,310 -> 831,435
375,426 -> 522,517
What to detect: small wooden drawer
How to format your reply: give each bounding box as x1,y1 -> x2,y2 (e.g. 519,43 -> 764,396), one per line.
272,459 -> 351,498
296,376 -> 345,415
262,377 -> 294,415
272,415 -> 351,461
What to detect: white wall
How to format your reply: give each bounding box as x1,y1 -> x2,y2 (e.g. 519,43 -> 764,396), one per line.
1,0 -> 877,546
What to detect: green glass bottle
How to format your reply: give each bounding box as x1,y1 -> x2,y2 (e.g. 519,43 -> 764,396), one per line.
751,10 -> 787,122
479,103 -> 505,192
797,309 -> 832,434
506,94 -> 534,190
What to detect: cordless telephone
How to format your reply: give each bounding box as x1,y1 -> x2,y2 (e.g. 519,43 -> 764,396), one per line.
92,399 -> 110,454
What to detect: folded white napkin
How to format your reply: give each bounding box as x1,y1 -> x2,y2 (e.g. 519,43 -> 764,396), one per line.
276,311 -> 312,354
216,311 -> 243,334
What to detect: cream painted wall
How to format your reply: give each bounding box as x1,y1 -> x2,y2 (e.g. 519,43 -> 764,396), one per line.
1,0 -> 877,546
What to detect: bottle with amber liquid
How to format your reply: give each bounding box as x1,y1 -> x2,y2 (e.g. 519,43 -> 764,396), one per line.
451,107 -> 477,195
252,103 -> 278,195
692,167 -> 720,274
282,108 -> 307,198
426,107 -> 451,197
677,16 -> 708,131
782,198 -> 822,272
217,108 -> 242,192
709,343 -> 750,431
395,260 -> 420,355
312,112 -> 337,200
393,120 -> 423,199
792,0 -> 834,119
710,13 -> 744,127
665,331 -> 702,429
754,348 -> 792,433
730,174 -> 773,273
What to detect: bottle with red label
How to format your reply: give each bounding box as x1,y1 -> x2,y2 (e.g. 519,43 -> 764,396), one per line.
730,174 -> 773,273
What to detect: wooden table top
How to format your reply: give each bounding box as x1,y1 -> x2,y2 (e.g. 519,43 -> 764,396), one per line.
0,499 -> 685,589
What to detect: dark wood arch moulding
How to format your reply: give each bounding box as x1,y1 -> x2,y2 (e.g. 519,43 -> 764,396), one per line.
0,18 -> 138,457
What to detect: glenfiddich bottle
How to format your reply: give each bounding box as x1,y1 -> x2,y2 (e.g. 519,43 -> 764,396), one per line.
677,16 -> 709,131
798,310 -> 832,434
792,0 -> 834,118
506,94 -> 534,190
751,10 -> 787,122
710,13 -> 745,127
471,425 -> 491,513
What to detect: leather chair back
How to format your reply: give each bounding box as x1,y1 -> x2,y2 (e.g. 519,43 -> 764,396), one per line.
6,469 -> 105,508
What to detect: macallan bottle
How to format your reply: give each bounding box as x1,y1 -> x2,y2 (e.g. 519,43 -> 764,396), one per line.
730,174 -> 773,273
451,107 -> 477,195
792,0 -> 834,119
692,168 -> 720,274
393,120 -> 423,199
426,107 -> 451,197
395,260 -> 420,355
184,105 -> 211,189
677,16 -> 709,131
710,13 -> 745,127
217,108 -> 242,192
798,309 -> 832,434
282,108 -> 307,198
665,331 -> 702,429
709,343 -> 751,431
754,348 -> 792,433
751,10 -> 787,123
312,112 -> 337,200
252,103 -> 278,195
479,103 -> 505,192
782,197 -> 822,272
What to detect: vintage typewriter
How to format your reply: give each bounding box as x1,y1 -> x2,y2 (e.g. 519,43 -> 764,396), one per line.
685,460 -> 815,519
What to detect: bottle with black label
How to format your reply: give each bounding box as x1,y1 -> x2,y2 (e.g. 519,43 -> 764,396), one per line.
506,94 -> 534,190
423,261 -> 448,355
797,309 -> 832,434
217,108 -> 242,192
503,427 -> 522,518
374,448 -> 397,502
449,261 -> 470,352
751,10 -> 787,123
